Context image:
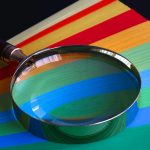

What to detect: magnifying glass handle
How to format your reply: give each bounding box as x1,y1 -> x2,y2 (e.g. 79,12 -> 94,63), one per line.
0,39 -> 27,62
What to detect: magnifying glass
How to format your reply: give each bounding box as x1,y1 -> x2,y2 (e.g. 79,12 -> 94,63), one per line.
0,40 -> 141,143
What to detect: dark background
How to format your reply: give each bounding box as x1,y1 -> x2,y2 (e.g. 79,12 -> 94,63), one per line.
120,0 -> 149,20
0,0 -> 78,40
0,0 -> 149,41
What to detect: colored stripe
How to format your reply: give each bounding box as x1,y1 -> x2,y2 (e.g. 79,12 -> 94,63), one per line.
138,87 -> 150,108
121,42 -> 150,71
0,132 -> 45,148
0,121 -> 25,136
17,0 -> 115,48
0,110 -> 15,123
0,77 -> 11,95
49,10 -> 146,48
0,93 -> 12,112
0,62 -> 17,80
27,64 -> 150,96
140,70 -> 150,87
8,0 -> 101,45
17,53 -> 91,82
126,102 -> 138,127
127,107 -> 150,127
20,1 -> 130,54
91,21 -> 150,51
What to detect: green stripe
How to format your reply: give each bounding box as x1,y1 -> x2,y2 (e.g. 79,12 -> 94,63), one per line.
50,89 -> 136,120
121,43 -> 150,108
0,93 -> 12,112
138,87 -> 150,108
2,125 -> 150,150
121,42 -> 150,71
0,121 -> 25,136
13,57 -> 123,106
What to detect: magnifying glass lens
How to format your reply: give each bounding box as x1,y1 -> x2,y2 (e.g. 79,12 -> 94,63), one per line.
12,52 -> 139,126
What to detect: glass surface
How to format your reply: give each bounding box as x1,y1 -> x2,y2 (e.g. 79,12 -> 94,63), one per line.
12,52 -> 139,125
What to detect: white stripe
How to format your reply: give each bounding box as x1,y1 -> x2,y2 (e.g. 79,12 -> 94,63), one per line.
7,0 -> 101,45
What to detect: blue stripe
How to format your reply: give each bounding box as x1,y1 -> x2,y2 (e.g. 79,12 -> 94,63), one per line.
127,107 -> 150,128
126,70 -> 150,128
140,69 -> 150,88
0,110 -> 15,123
0,132 -> 45,148
21,72 -> 138,119
126,102 -> 139,126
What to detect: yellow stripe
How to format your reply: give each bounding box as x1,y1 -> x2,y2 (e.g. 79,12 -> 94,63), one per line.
0,77 -> 11,94
8,0 -> 101,45
21,1 -> 130,54
91,21 -> 150,52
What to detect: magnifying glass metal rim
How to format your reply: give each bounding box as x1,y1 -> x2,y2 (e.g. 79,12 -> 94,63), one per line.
9,45 -> 141,127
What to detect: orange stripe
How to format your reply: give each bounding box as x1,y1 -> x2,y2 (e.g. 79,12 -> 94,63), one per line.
17,53 -> 91,82
91,21 -> 150,51
0,77 -> 11,94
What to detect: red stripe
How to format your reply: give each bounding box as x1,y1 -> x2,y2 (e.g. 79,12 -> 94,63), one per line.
17,0 -> 115,48
50,10 -> 146,47
0,62 -> 17,80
